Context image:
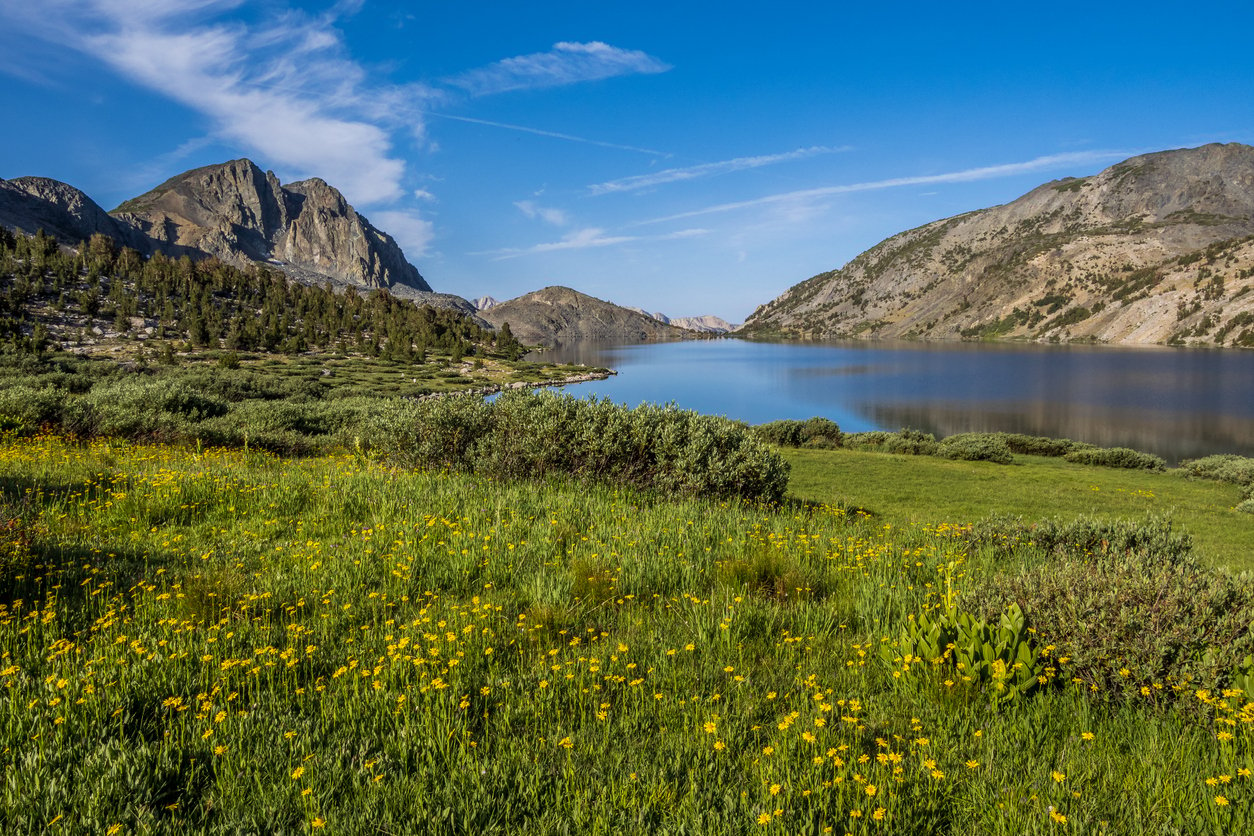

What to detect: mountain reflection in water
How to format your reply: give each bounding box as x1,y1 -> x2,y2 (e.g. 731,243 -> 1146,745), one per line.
528,339 -> 1254,463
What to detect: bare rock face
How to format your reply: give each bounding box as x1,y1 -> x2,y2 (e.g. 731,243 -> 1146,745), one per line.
0,159 -> 436,296
113,159 -> 430,292
0,176 -> 142,249
743,143 -> 1254,347
480,286 -> 691,345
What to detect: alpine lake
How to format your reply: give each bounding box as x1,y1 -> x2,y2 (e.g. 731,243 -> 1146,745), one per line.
529,337 -> 1254,464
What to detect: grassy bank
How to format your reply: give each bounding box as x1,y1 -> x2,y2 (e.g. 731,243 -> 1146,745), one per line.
782,448 -> 1254,571
0,435 -> 1250,834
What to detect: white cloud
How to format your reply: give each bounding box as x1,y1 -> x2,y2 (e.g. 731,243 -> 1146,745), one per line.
588,146 -> 852,195
412,188 -> 437,202
481,226 -> 708,260
5,0 -> 422,207
370,210 -> 436,259
636,150 -> 1136,225
514,200 -> 569,226
445,41 -> 670,97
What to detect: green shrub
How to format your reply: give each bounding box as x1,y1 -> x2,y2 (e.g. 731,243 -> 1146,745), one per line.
1063,445 -> 1166,471
754,417 -> 843,449
958,513 -> 1254,701
843,429 -> 938,455
362,391 -> 789,503
882,429 -> 939,456
1180,454 -> 1254,486
169,369 -> 324,403
359,395 -> 492,472
997,433 -> 1090,458
843,431 -> 892,450
0,385 -> 67,431
1026,513 -> 1193,562
63,378 -> 229,440
197,398 -> 378,454
962,514 -> 1254,702
937,432 -> 1015,464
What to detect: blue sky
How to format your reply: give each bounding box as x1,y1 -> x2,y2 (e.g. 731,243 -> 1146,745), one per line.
1,1 -> 1252,320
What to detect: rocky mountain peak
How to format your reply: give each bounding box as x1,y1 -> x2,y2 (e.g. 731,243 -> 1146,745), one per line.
743,142 -> 1254,348
106,159 -> 429,292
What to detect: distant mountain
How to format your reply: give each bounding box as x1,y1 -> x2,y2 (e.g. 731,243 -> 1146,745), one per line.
480,286 -> 691,345
743,143 -> 1254,347
472,296 -> 499,311
624,305 -> 670,323
0,159 -> 477,310
670,315 -> 738,334
622,306 -> 738,334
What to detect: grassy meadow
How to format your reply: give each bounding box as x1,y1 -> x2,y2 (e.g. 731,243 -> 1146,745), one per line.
1,433 -> 1252,834
783,448 -> 1254,571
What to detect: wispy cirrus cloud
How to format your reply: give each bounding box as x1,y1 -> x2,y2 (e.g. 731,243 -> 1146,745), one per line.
479,226 -> 707,260
588,145 -> 852,195
2,0 -> 428,206
514,200 -> 570,227
445,41 -> 670,97
635,150 -> 1135,225
425,112 -> 668,156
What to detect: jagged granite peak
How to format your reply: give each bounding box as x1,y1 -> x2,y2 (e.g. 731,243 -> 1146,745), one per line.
743,143 -> 1254,347
112,159 -> 430,292
0,176 -> 143,250
471,296 -> 499,310
479,286 -> 691,345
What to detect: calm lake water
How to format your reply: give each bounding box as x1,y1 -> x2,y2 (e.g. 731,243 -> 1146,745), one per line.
529,339 -> 1254,463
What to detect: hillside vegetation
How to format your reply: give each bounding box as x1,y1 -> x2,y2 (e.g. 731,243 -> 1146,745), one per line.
744,143 -> 1254,347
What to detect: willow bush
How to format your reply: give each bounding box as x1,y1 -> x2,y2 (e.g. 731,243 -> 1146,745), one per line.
362,390 -> 790,502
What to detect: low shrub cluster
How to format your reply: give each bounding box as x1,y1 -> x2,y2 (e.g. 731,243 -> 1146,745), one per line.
844,429 -> 1013,462
1182,454 -> 1254,513
996,432 -> 1091,458
363,390 -> 791,502
845,428 -> 939,456
753,416 -> 843,448
936,432 -> 1015,464
1063,445 -> 1166,471
1182,454 -> 1254,486
963,514 -> 1254,702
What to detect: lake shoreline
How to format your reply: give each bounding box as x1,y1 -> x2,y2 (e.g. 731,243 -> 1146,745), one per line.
528,338 -> 1254,462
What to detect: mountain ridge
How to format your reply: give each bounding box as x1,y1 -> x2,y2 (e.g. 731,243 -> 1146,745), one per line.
742,143 -> 1254,347
480,286 -> 692,345
0,158 -> 445,301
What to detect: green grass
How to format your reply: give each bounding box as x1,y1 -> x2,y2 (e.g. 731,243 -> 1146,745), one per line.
0,435 -> 1251,834
782,447 -> 1254,570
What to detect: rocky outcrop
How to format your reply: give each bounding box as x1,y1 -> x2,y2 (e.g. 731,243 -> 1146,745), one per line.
113,159 -> 431,292
480,286 -> 691,345
743,143 -> 1254,347
0,177 -> 143,250
1,159 -> 435,296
